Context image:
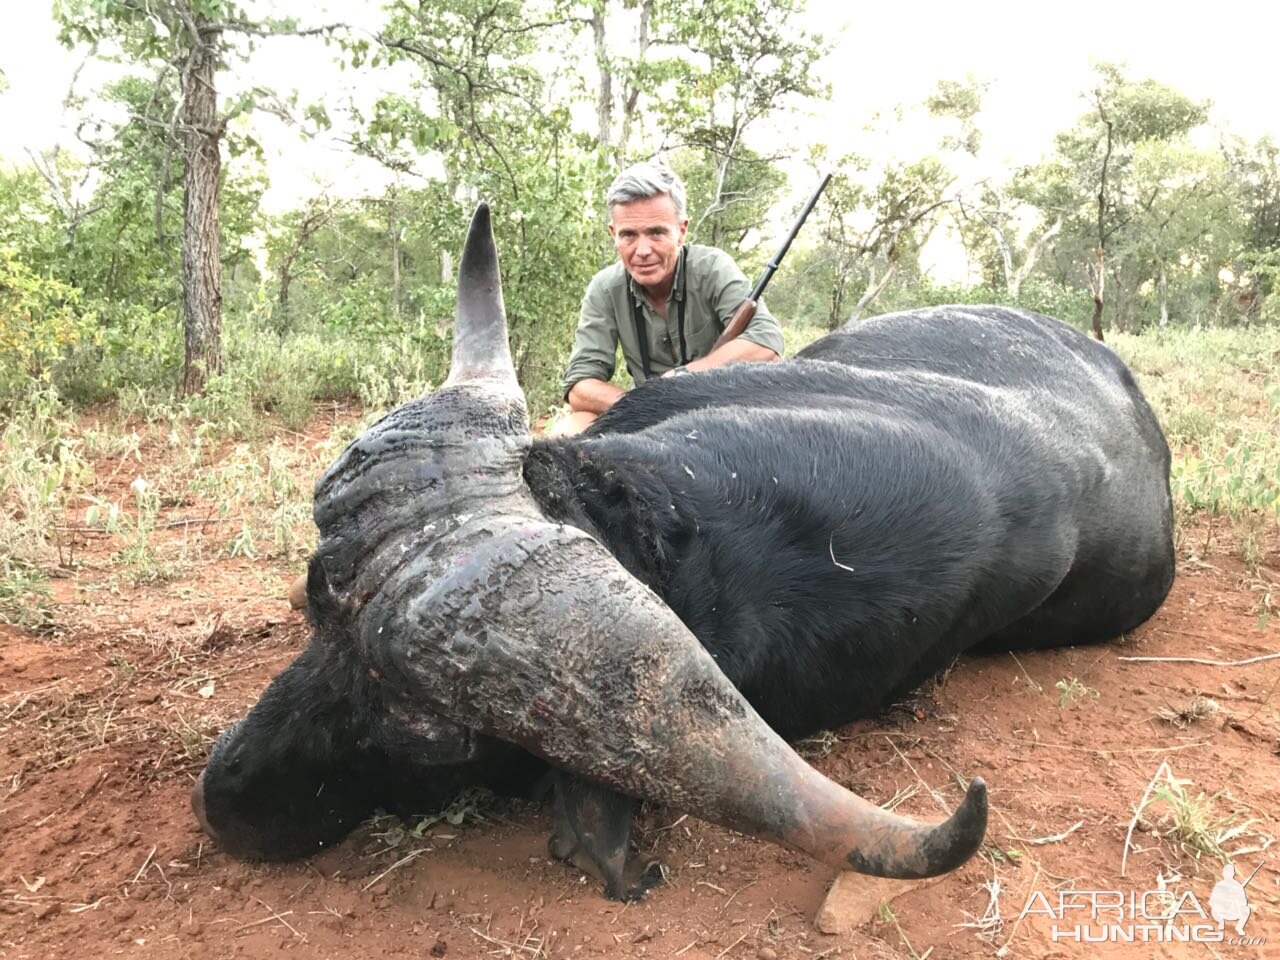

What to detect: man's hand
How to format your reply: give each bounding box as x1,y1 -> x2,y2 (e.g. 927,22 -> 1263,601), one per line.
661,338 -> 780,377
567,378 -> 626,414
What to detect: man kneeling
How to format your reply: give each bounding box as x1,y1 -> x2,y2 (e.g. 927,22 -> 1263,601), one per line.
552,162 -> 784,436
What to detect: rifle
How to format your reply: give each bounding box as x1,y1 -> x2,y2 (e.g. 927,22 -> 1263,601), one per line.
710,172 -> 832,352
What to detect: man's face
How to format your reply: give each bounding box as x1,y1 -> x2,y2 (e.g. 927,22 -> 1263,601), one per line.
609,194 -> 689,291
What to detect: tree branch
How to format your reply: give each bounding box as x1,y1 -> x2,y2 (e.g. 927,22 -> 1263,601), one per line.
203,20 -> 348,39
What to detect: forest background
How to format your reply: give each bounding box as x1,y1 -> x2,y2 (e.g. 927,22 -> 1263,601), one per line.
2,0 -> 1279,627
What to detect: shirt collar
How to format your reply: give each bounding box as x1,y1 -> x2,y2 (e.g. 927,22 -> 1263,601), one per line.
628,245 -> 688,305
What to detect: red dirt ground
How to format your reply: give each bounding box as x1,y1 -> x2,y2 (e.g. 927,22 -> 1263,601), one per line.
2,424 -> 1277,959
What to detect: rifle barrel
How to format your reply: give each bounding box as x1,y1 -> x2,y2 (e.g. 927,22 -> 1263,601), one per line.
748,173 -> 833,302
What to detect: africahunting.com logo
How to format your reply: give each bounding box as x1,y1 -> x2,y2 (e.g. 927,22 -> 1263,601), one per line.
1018,861 -> 1266,945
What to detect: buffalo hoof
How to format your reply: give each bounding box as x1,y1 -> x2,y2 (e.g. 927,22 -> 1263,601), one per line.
548,772 -> 665,901
621,858 -> 665,902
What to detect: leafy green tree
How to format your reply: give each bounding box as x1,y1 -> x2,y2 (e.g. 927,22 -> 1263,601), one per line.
349,0 -> 613,412
955,185 -> 1062,299
55,0 -> 336,394
576,0 -> 657,159
266,195 -> 343,318
795,107 -> 957,330
1023,63 -> 1208,337
22,73 -> 188,316
926,76 -> 986,157
922,77 -> 1069,302
672,145 -> 785,267
0,165 -> 65,276
0,249 -> 98,399
1126,140 -> 1242,327
648,0 -> 826,250
1225,135 -> 1280,318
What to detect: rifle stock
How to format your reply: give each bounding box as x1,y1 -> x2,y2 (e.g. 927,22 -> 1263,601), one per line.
711,298 -> 758,352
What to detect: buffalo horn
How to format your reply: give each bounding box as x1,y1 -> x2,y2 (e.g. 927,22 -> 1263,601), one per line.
374,518 -> 988,880
447,203 -> 518,387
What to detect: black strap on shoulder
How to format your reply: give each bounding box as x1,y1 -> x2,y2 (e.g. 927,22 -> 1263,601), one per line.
676,246 -> 688,365
631,295 -> 653,381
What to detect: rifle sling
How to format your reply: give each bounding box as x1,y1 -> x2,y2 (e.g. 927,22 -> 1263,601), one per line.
630,296 -> 653,381
676,245 -> 688,365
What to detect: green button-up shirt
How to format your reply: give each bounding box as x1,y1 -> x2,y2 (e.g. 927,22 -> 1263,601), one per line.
562,244 -> 785,398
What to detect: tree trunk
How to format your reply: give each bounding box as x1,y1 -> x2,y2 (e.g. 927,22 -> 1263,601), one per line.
848,258 -> 898,324
1090,294 -> 1105,340
1158,265 -> 1169,327
591,4 -> 612,150
277,202 -> 333,310
1087,96 -> 1113,344
1112,263 -> 1131,332
617,0 -> 652,160
278,258 -> 294,308
1087,248 -> 1106,342
1007,216 -> 1061,300
828,264 -> 846,331
181,33 -> 223,396
704,120 -> 740,249
992,223 -> 1015,295
388,192 -> 402,319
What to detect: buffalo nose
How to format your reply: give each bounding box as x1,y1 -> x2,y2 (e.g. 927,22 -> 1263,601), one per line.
191,769 -> 214,837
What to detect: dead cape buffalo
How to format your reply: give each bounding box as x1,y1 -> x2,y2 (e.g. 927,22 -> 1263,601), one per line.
192,204 -> 1175,901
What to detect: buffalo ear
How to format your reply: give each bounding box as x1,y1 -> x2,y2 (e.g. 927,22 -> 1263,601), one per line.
447,203 -> 517,387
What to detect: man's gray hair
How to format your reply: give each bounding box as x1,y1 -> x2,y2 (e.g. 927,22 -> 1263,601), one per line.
606,162 -> 687,220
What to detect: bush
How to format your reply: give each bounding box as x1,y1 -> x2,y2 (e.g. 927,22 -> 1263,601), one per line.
0,388 -> 91,627
873,278 -> 1095,330
0,249 -> 101,403
55,302 -> 181,405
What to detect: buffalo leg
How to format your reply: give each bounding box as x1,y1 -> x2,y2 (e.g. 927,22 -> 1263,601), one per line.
548,771 -> 662,901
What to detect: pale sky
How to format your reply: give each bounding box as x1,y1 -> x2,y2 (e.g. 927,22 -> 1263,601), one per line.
802,0 -> 1279,167
2,0 -> 1278,219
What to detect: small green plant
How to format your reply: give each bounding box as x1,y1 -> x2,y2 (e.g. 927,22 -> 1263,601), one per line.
1055,677 -> 1099,708
84,479 -> 188,586
0,389 -> 90,607
1249,577 -> 1275,630
1151,780 -> 1259,862
407,787 -> 497,837
183,372 -> 257,438
1237,513 -> 1269,575
368,788 -> 498,850
982,843 -> 1024,865
268,501 -> 313,559
1172,437 -> 1280,521
0,560 -> 54,630
228,522 -> 258,559
116,383 -> 183,426
1266,376 -> 1280,415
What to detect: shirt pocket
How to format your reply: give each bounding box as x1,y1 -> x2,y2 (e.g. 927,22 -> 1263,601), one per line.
681,310 -> 724,360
